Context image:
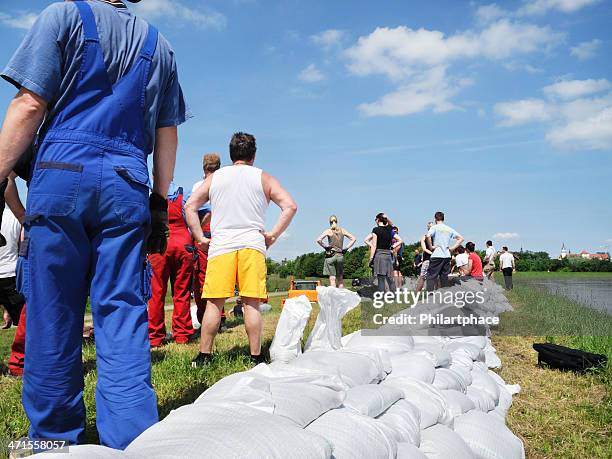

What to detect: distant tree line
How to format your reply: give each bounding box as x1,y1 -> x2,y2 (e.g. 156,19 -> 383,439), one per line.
267,245 -> 612,279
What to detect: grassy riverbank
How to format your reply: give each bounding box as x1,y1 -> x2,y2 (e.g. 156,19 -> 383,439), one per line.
1,275 -> 611,457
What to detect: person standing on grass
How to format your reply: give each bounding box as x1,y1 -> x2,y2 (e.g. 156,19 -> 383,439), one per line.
499,246 -> 516,290
413,248 -> 422,280
392,226 -> 405,288
147,182 -> 195,347
316,215 -> 356,288
466,241 -> 484,281
190,153 -> 224,328
0,0 -> 188,447
365,213 -> 402,293
426,212 -> 464,291
484,240 -> 497,279
185,132 -> 297,368
0,208 -> 23,330
416,222 -> 434,292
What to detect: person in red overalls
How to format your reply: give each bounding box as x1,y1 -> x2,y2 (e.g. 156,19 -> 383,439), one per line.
147,183 -> 194,346
190,154 -> 225,328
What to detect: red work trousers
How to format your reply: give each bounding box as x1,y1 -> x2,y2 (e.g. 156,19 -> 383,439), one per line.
8,305 -> 26,376
148,242 -> 194,346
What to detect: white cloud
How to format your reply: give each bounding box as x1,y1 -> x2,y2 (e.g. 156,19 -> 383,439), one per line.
570,39 -> 602,60
496,80 -> 612,150
298,64 -> 326,83
311,29 -> 347,50
517,0 -> 600,16
0,12 -> 37,30
132,0 -> 226,30
494,99 -> 552,126
544,78 -> 611,100
494,232 -> 520,239
475,4 -> 508,24
344,20 -> 560,116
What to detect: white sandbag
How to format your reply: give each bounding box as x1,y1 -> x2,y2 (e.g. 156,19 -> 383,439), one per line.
484,344 -> 502,369
344,332 -> 415,355
432,368 -> 467,393
440,390 -> 475,417
466,386 -> 496,412
190,304 -> 201,330
412,343 -> 451,368
487,370 -> 521,395
345,345 -> 393,374
397,442 -> 428,459
289,349 -> 384,387
447,335 -> 487,349
305,287 -> 360,351
446,342 -> 484,362
411,335 -> 446,346
343,384 -> 403,417
195,371 -> 273,412
127,402 -> 333,458
270,381 -> 344,427
448,364 -> 472,387
472,361 -> 489,372
488,385 -> 513,423
382,377 -> 453,428
269,295 -> 312,363
470,369 -> 501,403
376,400 -> 421,446
449,353 -> 474,369
454,411 -> 525,459
259,302 -> 272,313
419,424 -> 474,459
31,445 -> 125,458
307,409 -> 398,459
341,330 -> 360,346
387,354 -> 436,384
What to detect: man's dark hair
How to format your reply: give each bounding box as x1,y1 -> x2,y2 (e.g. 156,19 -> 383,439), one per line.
392,226 -> 399,232
434,211 -> 444,221
466,241 -> 475,252
456,245 -> 465,254
486,240 -> 493,246
502,246 -> 509,251
229,132 -> 257,162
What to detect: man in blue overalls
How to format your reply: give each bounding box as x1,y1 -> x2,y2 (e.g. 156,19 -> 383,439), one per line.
0,0 -> 189,449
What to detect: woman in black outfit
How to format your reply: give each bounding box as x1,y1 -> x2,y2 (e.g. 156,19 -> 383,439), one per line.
365,213 -> 403,292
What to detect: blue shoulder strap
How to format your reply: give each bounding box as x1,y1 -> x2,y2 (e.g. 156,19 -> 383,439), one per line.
140,24 -> 159,61
74,1 -> 100,43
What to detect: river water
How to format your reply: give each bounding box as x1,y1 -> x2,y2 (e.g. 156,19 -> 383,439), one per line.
522,276 -> 612,315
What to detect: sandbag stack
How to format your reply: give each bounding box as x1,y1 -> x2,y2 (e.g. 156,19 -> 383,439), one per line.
36,286 -> 524,458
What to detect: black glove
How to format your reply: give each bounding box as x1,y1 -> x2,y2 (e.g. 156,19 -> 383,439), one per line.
147,192 -> 169,255
342,249 -> 348,255
0,178 -> 8,248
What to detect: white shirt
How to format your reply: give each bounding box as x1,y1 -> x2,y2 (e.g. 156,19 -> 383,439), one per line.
0,209 -> 21,278
500,252 -> 514,269
208,165 -> 269,259
455,253 -> 469,268
485,246 -> 496,264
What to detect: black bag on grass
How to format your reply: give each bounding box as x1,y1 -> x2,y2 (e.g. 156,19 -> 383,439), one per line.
533,343 -> 607,372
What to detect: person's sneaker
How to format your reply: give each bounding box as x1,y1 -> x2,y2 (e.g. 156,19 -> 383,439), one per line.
191,353 -> 212,368
250,353 -> 267,365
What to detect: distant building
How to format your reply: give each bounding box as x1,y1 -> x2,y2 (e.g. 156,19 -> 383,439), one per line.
558,244 -> 610,261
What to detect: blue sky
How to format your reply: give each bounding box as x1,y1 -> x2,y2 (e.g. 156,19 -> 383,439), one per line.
1,0 -> 611,260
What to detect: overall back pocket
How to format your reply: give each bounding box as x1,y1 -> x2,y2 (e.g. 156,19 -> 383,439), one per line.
113,166 -> 151,225
28,161 -> 82,216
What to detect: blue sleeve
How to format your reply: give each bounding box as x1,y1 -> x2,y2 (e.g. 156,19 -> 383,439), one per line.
1,4 -> 64,102
156,48 -> 191,128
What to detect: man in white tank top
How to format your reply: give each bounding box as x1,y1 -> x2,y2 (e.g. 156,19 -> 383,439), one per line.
185,132 -> 297,367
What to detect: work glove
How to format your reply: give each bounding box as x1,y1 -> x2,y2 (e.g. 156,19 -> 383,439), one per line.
0,178 -> 8,248
147,192 -> 169,255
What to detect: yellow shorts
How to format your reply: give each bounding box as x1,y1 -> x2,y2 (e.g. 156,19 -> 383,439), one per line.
203,248 -> 268,299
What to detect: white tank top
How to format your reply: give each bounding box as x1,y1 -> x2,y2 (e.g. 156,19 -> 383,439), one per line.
208,165 -> 269,259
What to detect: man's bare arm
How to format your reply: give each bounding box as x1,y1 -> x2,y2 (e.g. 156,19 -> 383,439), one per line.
420,235 -> 432,255
262,172 -> 297,247
0,89 -> 47,180
449,234 -> 464,252
152,126 -> 177,197
184,175 -> 212,247
5,173 -> 25,223
316,229 -> 331,248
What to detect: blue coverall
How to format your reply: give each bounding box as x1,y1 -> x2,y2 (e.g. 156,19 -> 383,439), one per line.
19,1 -> 159,449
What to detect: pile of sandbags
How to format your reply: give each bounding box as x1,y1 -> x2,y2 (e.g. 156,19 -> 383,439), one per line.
37,287 -> 524,458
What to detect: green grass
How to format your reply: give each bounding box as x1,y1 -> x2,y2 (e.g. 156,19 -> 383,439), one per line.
1,275 -> 611,458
